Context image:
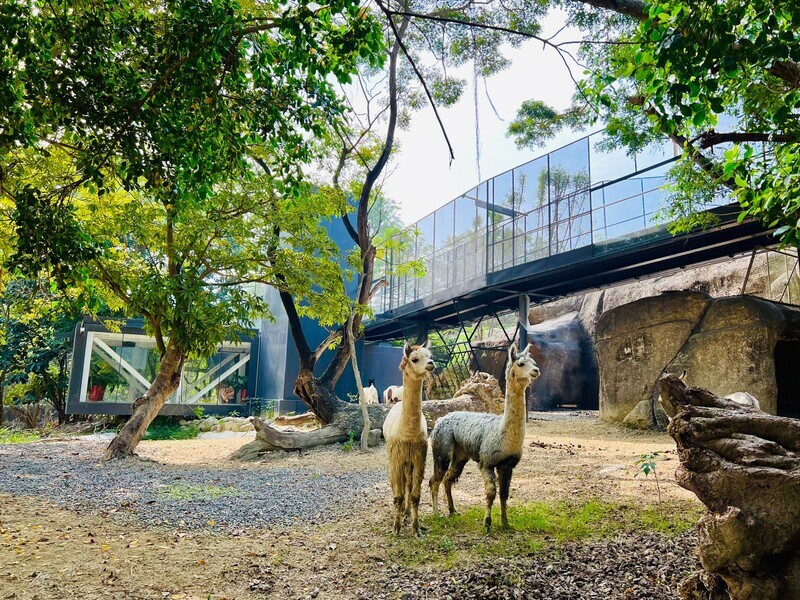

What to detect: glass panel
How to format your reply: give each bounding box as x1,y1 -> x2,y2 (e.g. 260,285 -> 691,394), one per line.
514,156 -> 548,213
549,137 -> 590,199
590,140 -> 636,186
416,214 -> 434,258
636,139 -> 678,174
180,350 -> 251,406
454,195 -> 479,239
435,202 -> 455,250
85,333 -> 251,406
493,171 -> 514,210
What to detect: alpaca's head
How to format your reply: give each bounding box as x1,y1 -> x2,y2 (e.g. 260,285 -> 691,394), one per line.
400,340 -> 435,379
506,344 -> 540,385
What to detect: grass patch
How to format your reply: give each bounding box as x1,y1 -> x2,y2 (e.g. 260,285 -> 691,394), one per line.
0,427 -> 41,444
383,499 -> 700,568
156,482 -> 242,501
142,417 -> 200,441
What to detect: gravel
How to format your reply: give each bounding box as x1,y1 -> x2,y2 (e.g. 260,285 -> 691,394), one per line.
0,440 -> 385,530
355,531 -> 698,600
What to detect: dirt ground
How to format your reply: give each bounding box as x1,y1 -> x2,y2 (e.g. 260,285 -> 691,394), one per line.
0,416 -> 701,599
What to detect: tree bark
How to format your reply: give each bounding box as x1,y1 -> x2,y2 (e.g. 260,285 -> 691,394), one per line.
104,340 -> 185,460
345,310 -> 372,450
659,373 -> 800,600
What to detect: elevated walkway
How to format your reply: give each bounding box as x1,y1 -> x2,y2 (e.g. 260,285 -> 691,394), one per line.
365,132 -> 773,341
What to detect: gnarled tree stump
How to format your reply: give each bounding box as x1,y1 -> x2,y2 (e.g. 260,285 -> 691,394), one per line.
659,374 -> 800,600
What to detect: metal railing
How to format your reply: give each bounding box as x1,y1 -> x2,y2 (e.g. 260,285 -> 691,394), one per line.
371,131 -> 707,315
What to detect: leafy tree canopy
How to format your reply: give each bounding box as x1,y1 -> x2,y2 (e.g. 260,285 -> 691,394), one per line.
0,0 -> 386,358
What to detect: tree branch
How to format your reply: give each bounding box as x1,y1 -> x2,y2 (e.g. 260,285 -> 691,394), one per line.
695,131 -> 799,149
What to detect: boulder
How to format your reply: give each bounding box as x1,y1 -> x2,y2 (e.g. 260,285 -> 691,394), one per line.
671,296 -> 785,414
525,312 -> 598,410
471,313 -> 598,411
622,400 -> 653,430
598,292 -> 800,426
596,291 -> 711,423
367,428 -> 382,447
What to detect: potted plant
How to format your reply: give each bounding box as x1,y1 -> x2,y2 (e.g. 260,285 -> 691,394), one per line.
88,362 -> 125,402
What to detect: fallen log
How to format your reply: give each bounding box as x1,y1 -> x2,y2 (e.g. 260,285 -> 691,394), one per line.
272,412 -> 320,428
659,373 -> 800,600
230,372 -> 505,460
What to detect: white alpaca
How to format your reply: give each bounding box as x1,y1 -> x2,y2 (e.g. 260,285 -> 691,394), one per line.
429,344 -> 540,532
384,385 -> 403,404
382,341 -> 434,536
363,384 -> 379,405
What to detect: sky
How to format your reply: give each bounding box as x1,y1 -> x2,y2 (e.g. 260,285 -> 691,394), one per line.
381,12 -> 591,225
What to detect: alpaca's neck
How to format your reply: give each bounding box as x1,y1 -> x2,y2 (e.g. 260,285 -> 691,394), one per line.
399,373 -> 424,428
501,377 -> 528,448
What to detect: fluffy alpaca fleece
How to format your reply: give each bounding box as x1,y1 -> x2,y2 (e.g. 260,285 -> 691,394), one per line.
363,384 -> 379,405
384,385 -> 403,404
382,341 -> 434,536
429,344 -> 540,532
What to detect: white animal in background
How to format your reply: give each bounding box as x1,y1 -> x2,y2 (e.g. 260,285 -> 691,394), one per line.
384,385 -> 403,404
725,391 -> 761,411
363,383 -> 379,405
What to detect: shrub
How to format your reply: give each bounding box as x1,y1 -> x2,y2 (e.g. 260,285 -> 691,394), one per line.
142,416 -> 200,441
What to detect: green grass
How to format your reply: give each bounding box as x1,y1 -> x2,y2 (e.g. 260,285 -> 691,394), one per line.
0,427 -> 41,444
156,482 -> 242,501
142,417 -> 200,441
382,499 -> 701,568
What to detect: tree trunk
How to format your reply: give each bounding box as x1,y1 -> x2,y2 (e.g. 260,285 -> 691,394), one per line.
293,368 -> 349,425
104,340 -> 185,460
659,373 -> 800,600
0,371 -> 5,426
345,309 -> 371,450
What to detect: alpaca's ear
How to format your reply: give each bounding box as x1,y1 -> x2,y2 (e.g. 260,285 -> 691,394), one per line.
522,343 -> 532,356
404,341 -> 413,357
421,339 -> 429,349
509,345 -> 517,360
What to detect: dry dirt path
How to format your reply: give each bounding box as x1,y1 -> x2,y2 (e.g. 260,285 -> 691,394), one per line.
0,413 -> 702,599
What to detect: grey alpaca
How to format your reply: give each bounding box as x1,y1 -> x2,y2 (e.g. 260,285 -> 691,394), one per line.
429,344 -> 540,531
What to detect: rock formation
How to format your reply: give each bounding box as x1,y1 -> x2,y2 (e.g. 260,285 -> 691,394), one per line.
596,291 -> 800,428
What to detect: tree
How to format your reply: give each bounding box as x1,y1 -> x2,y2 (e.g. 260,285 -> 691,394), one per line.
0,279 -> 79,425
253,0 -> 542,430
1,0 -> 384,457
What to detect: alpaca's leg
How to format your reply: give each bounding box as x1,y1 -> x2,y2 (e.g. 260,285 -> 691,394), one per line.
497,465 -> 514,529
403,463 -> 413,523
430,433 -> 452,517
409,445 -> 427,537
388,447 -> 406,535
480,466 -> 497,533
430,474 -> 442,516
443,447 -> 469,516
